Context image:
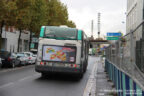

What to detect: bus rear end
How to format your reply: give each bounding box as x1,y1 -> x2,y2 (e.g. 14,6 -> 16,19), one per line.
35,26 -> 83,78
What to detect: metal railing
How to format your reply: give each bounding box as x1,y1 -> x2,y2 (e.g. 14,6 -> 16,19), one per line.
105,21 -> 144,91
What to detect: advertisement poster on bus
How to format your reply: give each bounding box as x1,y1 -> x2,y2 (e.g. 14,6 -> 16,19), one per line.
42,45 -> 76,63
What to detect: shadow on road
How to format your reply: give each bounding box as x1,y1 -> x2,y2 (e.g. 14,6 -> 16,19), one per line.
34,73 -> 82,83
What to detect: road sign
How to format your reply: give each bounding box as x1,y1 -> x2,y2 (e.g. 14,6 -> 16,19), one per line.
107,33 -> 121,36
106,37 -> 119,40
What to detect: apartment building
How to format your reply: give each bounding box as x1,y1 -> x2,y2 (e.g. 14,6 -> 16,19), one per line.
127,0 -> 143,40
1,26 -> 30,52
127,0 -> 144,72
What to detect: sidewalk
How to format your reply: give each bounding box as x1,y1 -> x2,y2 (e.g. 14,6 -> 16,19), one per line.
96,59 -> 116,96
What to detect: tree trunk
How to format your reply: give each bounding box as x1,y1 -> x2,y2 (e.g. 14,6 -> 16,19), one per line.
29,31 -> 32,51
17,29 -> 22,52
0,20 -> 4,50
0,27 -> 2,50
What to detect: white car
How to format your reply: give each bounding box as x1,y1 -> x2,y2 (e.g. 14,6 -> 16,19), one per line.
16,53 -> 29,66
24,52 -> 37,64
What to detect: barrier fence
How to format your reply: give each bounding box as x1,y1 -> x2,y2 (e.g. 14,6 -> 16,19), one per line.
105,60 -> 144,96
105,22 -> 144,96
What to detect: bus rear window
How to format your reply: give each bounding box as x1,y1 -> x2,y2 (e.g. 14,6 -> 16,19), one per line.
44,26 -> 77,40
42,45 -> 76,63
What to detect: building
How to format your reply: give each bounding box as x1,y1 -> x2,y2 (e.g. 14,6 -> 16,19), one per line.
1,26 -> 30,52
30,34 -> 38,53
125,0 -> 144,59
127,0 -> 143,40
126,0 -> 144,73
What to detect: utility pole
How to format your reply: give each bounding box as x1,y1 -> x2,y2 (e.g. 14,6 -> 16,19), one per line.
98,13 -> 101,38
97,13 -> 101,55
91,20 -> 94,40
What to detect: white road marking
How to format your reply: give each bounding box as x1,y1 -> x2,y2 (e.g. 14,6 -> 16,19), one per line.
18,74 -> 40,82
0,65 -> 34,74
0,73 -> 40,89
83,58 -> 99,96
18,76 -> 33,82
0,82 -> 14,89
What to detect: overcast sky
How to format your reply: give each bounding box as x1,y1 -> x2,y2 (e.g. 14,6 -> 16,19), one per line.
60,0 -> 127,38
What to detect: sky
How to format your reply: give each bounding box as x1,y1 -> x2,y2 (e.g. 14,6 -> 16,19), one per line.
60,0 -> 127,38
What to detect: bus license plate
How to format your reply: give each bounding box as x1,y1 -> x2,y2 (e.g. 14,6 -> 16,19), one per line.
54,63 -> 65,67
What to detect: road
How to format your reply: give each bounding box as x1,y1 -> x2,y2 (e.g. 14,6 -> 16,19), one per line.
0,56 -> 98,96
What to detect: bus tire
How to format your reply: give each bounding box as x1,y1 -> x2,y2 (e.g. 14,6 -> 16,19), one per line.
79,73 -> 83,79
83,65 -> 86,73
84,60 -> 88,73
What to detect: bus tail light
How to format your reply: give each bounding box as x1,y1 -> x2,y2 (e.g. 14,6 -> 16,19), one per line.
40,62 -> 43,65
70,64 -> 80,68
71,64 -> 73,67
74,64 -> 77,68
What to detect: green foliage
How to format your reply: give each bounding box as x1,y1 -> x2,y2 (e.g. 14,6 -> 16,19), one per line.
0,1 -> 5,25
28,0 -> 48,34
0,0 -> 76,33
46,0 -> 68,26
67,20 -> 76,28
0,0 -> 7,49
0,0 -> 76,49
15,0 -> 32,30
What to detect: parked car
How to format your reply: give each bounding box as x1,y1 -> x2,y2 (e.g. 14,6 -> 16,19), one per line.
0,51 -> 20,68
16,53 -> 29,66
30,49 -> 37,55
24,52 -> 37,64
10,53 -> 21,68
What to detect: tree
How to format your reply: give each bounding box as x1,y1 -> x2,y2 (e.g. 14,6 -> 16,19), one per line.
0,0 -> 76,52
15,0 -> 32,52
46,0 -> 73,27
28,0 -> 48,49
0,0 -> 17,50
67,20 -> 76,28
0,0 -> 6,49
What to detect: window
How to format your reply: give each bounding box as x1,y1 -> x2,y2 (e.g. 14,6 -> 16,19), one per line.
44,26 -> 77,40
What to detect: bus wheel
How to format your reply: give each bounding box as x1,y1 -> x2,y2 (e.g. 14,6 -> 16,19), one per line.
84,60 -> 88,73
83,67 -> 86,73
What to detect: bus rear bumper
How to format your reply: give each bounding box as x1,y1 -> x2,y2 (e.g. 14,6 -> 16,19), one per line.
35,65 -> 82,74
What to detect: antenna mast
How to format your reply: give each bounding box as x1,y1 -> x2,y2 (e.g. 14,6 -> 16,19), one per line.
91,20 -> 94,39
98,13 -> 101,38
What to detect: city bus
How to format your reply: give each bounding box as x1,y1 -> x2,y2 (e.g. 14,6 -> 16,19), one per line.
35,26 -> 89,78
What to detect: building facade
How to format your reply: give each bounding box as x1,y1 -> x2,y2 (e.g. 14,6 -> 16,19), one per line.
1,26 -> 30,52
126,0 -> 144,60
126,0 -> 144,75
127,0 -> 143,40
30,36 -> 38,51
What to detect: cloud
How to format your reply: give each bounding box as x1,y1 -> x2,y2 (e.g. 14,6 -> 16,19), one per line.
61,0 -> 127,38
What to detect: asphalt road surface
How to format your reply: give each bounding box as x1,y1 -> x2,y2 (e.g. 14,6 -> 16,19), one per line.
0,56 -> 97,96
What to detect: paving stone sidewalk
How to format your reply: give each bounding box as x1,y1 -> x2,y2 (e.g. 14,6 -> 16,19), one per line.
95,59 -> 117,96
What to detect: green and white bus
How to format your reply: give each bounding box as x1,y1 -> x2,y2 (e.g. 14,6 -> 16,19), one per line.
35,26 -> 89,78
